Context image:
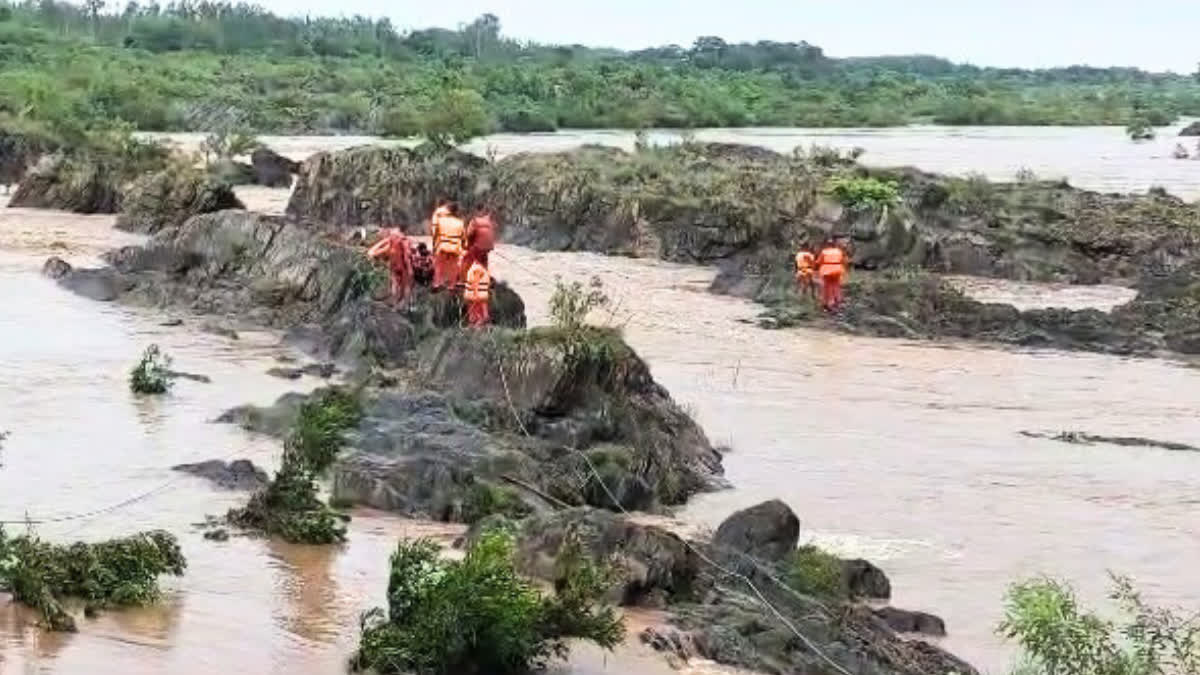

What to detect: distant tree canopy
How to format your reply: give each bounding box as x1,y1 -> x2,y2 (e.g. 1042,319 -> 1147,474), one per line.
1,1 -> 1199,138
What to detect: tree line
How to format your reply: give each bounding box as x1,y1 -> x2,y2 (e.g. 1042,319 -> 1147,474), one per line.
2,1 -> 1199,138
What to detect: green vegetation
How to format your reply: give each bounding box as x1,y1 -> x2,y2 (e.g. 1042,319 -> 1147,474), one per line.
352,531 -> 624,675
549,276 -> 611,332
461,482 -> 532,524
1000,575 -> 1200,675
827,174 -> 900,211
787,545 -> 845,598
0,527 -> 185,631
129,344 -> 172,394
228,387 -> 362,544
2,3 -> 1199,137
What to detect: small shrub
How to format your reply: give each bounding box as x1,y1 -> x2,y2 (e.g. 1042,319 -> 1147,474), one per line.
1126,117 -> 1156,141
946,172 -> 997,214
827,175 -> 900,211
549,276 -> 610,332
0,527 -> 186,631
788,545 -> 845,598
288,388 -> 363,475
1000,574 -> 1200,675
462,482 -> 532,523
200,127 -> 259,163
352,531 -> 624,675
129,344 -> 172,394
1015,167 -> 1038,183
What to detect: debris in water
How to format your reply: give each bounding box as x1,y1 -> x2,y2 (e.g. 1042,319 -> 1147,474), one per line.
1020,430 -> 1199,452
129,344 -> 173,394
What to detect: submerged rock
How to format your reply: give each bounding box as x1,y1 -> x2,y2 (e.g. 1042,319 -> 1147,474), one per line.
1179,121 -> 1200,137
117,167 -> 243,234
172,459 -> 269,490
216,391 -> 311,437
872,606 -> 947,637
41,255 -> 130,301
250,146 -> 299,188
1020,430 -> 1200,452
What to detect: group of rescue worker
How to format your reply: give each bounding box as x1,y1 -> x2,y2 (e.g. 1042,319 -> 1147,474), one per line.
794,237 -> 850,311
365,199 -> 498,326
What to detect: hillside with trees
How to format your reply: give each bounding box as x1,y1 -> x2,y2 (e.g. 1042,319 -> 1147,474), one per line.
2,1 -> 1200,137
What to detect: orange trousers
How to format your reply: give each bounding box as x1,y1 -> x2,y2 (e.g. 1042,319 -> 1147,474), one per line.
389,266 -> 412,304
820,269 -> 843,310
432,251 -> 461,289
465,299 -> 490,326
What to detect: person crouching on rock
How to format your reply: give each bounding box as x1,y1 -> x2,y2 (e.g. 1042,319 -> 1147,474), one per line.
366,227 -> 413,306
794,243 -> 817,300
461,208 -> 497,273
462,251 -> 492,327
817,237 -> 848,311
431,201 -> 466,291
411,242 -> 434,287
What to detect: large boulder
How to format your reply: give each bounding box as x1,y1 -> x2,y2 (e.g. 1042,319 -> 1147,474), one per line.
0,126 -> 59,187
10,153 -> 123,213
250,146 -> 299,188
116,168 -> 244,234
712,499 -> 800,563
1179,121 -> 1200,137
207,159 -> 256,186
286,144 -> 488,231
512,508 -> 699,606
41,256 -> 130,301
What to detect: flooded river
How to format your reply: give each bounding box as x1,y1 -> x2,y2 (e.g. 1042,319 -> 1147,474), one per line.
4,129 -> 1200,674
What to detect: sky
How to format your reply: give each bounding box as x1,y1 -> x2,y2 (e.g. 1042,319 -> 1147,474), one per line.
249,0 -> 1200,73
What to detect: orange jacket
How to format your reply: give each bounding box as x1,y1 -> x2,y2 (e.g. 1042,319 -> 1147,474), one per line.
463,261 -> 491,303
467,214 -> 497,252
367,229 -> 409,266
433,216 -> 465,255
430,205 -> 450,238
795,250 -> 815,271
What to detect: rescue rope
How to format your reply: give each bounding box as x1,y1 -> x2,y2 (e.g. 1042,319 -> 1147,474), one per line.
493,359 -> 855,675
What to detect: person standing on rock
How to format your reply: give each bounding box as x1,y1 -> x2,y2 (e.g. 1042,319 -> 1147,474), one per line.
817,237 -> 848,311
429,200 -> 450,239
431,201 -> 466,291
462,251 -> 491,327
794,244 -> 817,300
366,227 -> 413,305
462,209 -> 497,273
411,241 -> 434,287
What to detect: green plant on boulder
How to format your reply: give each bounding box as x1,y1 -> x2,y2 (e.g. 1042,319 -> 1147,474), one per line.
461,482 -> 532,524
1000,574 -> 1200,675
129,344 -> 172,394
549,276 -> 611,332
228,387 -> 362,544
787,545 -> 845,598
1126,117 -> 1156,141
0,527 -> 186,631
352,531 -> 624,675
827,175 -> 900,211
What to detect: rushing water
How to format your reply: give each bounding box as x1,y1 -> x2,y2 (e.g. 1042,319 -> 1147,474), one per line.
4,128 -> 1200,674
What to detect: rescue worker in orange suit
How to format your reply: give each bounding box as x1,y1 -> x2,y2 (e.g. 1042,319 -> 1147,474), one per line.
429,200 -> 450,239
430,202 -> 466,291
411,241 -> 434,287
462,251 -> 491,327
366,227 -> 413,305
816,238 -> 848,311
794,244 -> 817,300
461,209 -> 497,273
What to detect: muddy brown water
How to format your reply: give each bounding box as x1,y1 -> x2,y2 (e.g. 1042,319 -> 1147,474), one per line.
5,128 -> 1200,674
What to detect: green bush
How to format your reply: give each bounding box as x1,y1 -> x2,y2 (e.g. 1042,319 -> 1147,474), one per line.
227,387 -> 362,544
1127,117 -> 1156,141
787,545 -> 845,598
1000,575 -> 1200,675
0,527 -> 186,631
827,175 -> 901,211
461,482 -> 532,523
352,531 -> 624,675
549,276 -> 610,332
129,344 -> 172,394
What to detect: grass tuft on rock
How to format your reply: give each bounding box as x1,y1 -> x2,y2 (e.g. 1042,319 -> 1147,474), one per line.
788,545 -> 846,598
228,387 -> 362,544
352,531 -> 624,675
0,527 -> 186,631
129,344 -> 173,394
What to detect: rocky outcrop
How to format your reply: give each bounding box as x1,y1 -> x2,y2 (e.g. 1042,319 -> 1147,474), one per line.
286,144 -> 487,230
331,327 -> 726,518
0,126 -> 59,187
711,499 -> 800,563
42,256 -> 131,301
843,558 -> 892,599
251,147 -> 299,188
116,168 -> 243,234
10,153 -> 123,213
1179,121 -> 1200,136
207,159 -> 256,186
172,459 -> 268,490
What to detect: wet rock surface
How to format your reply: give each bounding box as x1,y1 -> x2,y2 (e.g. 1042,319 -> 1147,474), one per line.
172,459 -> 269,490
116,168 -> 243,234
1020,430 -> 1200,452
1179,121 -> 1200,136
11,153 -> 123,213
712,499 -> 800,563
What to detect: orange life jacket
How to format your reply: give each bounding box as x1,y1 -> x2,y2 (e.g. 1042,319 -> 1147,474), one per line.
463,261 -> 491,303
795,250 -> 815,271
434,216 -> 465,255
818,246 -> 846,276
430,206 -> 450,237
367,229 -> 406,262
467,214 -> 496,252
